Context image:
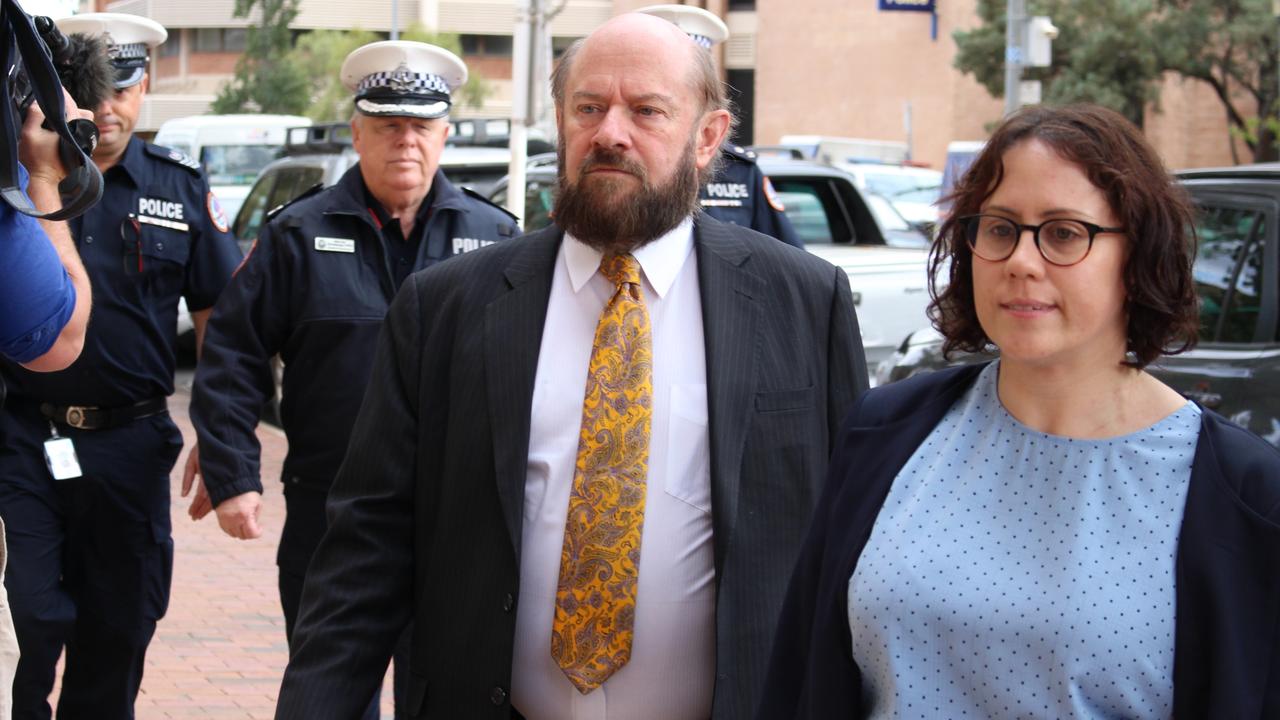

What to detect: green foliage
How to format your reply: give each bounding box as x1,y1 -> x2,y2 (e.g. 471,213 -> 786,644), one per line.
285,24 -> 493,122
288,28 -> 380,122
211,0 -> 309,115
1155,0 -> 1280,161
953,0 -> 1164,127
398,24 -> 493,110
954,0 -> 1280,160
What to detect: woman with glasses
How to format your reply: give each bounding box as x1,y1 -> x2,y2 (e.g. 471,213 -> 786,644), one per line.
758,104 -> 1280,719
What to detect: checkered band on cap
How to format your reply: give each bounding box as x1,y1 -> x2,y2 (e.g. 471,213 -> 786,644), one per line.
689,34 -> 713,49
357,65 -> 451,97
108,41 -> 148,61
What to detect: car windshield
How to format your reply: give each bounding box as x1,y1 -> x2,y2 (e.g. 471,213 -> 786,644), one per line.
891,184 -> 941,204
863,172 -> 939,198
864,193 -> 911,231
200,145 -> 283,186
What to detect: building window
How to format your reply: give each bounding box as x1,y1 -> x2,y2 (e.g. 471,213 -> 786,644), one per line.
552,36 -> 581,59
727,68 -> 755,145
195,28 -> 222,52
159,29 -> 181,58
194,28 -> 247,53
460,34 -> 513,57
224,29 -> 247,52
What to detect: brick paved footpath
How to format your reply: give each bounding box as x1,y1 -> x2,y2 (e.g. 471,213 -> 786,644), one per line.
45,382 -> 395,719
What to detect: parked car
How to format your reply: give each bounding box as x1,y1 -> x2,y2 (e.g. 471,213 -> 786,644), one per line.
837,162 -> 942,235
875,162 -> 1280,447
487,157 -> 938,372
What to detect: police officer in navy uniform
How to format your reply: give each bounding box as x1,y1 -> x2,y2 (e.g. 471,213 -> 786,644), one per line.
636,4 -> 803,249
0,13 -> 242,720
183,41 -> 519,720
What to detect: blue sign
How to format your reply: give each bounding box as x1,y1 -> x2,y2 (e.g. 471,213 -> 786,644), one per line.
879,0 -> 936,11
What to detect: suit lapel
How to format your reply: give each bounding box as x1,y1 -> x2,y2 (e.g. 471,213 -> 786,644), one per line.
485,227 -> 562,558
695,216 -> 763,576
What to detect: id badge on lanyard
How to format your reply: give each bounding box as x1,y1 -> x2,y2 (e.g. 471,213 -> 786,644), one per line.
43,422 -> 82,480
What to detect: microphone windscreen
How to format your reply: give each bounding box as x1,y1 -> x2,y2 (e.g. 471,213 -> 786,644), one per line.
59,34 -> 115,112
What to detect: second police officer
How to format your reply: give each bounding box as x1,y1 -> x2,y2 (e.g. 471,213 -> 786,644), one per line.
184,41 -> 520,720
637,4 -> 803,249
0,13 -> 243,719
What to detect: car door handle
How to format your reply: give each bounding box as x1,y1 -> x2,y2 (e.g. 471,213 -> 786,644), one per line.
1180,390 -> 1222,409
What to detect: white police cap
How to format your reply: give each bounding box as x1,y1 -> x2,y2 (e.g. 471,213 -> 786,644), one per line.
634,5 -> 729,49
55,13 -> 167,89
340,41 -> 467,120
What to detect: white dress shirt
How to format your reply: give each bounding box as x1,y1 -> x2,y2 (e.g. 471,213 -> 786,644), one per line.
511,219 -> 716,720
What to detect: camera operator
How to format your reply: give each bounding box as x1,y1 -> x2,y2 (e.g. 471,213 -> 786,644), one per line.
0,12 -> 241,720
0,93 -> 93,372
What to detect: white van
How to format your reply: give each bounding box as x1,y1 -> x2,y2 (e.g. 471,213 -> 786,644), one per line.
154,114 -> 312,220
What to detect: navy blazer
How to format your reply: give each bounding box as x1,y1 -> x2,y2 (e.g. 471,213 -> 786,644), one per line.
759,363 -> 1280,719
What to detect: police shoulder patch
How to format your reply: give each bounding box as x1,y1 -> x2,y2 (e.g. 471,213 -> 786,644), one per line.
266,183 -> 325,222
762,176 -> 787,213
145,143 -> 202,175
722,144 -> 759,164
462,187 -> 520,224
207,192 -> 230,233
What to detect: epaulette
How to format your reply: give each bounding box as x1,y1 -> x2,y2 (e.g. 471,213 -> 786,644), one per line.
463,187 -> 520,225
266,183 -> 325,223
145,143 -> 202,174
721,143 -> 759,164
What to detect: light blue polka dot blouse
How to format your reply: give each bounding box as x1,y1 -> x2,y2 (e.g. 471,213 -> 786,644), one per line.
848,362 -> 1201,719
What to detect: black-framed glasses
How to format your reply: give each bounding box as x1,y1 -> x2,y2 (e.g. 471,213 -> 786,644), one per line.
959,214 -> 1126,267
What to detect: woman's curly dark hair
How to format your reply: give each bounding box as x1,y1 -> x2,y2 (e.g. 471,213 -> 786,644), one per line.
928,103 -> 1199,369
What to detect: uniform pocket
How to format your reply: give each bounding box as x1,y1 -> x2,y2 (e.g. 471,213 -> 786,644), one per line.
146,520 -> 175,621
665,384 -> 711,513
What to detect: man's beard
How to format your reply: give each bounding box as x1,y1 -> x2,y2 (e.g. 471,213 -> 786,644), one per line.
554,138 -> 701,255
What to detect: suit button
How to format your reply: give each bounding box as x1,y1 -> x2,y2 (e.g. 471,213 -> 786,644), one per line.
502,593 -> 515,612
490,686 -> 507,705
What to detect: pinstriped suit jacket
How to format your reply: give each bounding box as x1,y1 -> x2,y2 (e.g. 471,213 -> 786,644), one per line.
275,216 -> 868,720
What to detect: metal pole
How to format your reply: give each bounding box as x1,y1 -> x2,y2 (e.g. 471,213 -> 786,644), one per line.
1003,0 -> 1026,116
507,0 -> 533,226
391,0 -> 400,40
903,101 -> 913,162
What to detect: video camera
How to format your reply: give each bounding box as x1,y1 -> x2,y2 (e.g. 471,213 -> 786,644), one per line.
1,0 -> 105,220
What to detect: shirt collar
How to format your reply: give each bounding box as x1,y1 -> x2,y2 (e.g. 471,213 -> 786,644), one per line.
563,216 -> 695,299
113,136 -> 147,185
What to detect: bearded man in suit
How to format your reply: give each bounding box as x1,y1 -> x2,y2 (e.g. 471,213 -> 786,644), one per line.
275,12 -> 868,720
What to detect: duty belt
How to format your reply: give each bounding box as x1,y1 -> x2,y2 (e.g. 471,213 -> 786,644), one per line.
39,397 -> 167,430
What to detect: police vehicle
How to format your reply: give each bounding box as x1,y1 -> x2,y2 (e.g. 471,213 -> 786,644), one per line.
154,114 -> 312,221
876,162 -> 1280,447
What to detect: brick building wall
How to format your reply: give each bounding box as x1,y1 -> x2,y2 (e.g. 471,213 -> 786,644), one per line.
96,0 -> 1255,168
753,0 -> 1245,170
754,0 -> 1002,169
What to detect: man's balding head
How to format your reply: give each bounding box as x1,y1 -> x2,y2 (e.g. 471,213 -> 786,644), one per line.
552,13 -> 730,122
550,12 -> 733,253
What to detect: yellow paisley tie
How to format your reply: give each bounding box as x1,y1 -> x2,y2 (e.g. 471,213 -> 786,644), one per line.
551,253 -> 653,694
